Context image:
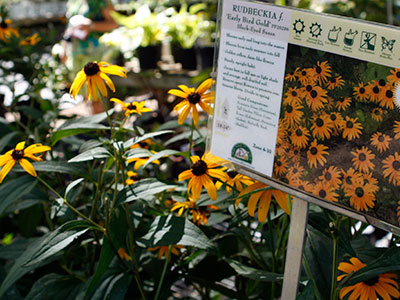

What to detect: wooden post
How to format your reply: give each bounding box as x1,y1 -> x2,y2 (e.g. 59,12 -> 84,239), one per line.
281,197 -> 309,300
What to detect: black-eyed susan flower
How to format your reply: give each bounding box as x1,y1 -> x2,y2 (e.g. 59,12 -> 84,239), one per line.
326,75 -> 344,90
361,172 -> 379,194
178,153 -> 228,200
341,168 -> 362,193
147,245 -> 184,260
110,98 -> 151,117
318,166 -> 341,189
283,102 -> 303,126
305,86 -> 328,111
287,163 -> 304,181
394,121 -> 400,140
169,78 -> 212,127
371,107 -> 384,122
387,68 -> 400,85
284,68 -> 299,82
353,82 -> 369,102
370,132 -> 392,153
379,86 -> 395,109
382,152 -> 400,186
307,139 -> 329,168
312,181 -> 338,202
171,198 -> 196,216
342,116 -> 362,141
335,96 -> 352,111
284,87 -> 302,105
366,80 -> 381,102
127,153 -> 160,170
351,146 -> 375,173
274,156 -> 288,176
19,33 -> 41,46
313,61 -> 331,84
290,126 -> 310,149
329,112 -> 345,134
216,170 -> 254,193
292,179 -> 313,192
286,147 -> 301,164
70,61 -> 127,101
237,182 -> 290,223
118,248 -> 131,261
125,171 -> 140,185
191,205 -> 219,225
311,114 -> 334,140
298,67 -> 315,85
0,19 -> 19,42
338,257 -> 400,300
345,177 -> 376,211
0,141 -> 51,183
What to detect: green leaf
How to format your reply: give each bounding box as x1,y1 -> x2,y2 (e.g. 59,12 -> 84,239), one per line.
68,147 -> 111,163
141,149 -> 181,169
12,161 -> 86,175
124,148 -> 153,160
90,273 -> 132,300
51,124 -> 110,146
0,132 -> 19,153
225,258 -> 283,281
0,221 -> 89,297
79,140 -> 104,153
297,281 -> 316,300
137,215 -> 214,249
57,110 -> 113,129
0,176 -> 37,215
123,130 -> 174,149
25,273 -> 85,300
65,178 -> 85,198
116,178 -> 178,205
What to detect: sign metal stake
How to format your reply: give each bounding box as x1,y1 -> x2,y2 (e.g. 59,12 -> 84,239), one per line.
281,197 -> 309,300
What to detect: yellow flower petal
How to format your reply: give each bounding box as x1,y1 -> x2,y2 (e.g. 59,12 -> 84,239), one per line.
203,175 -> 217,200
178,104 -> 191,125
0,160 -> 16,183
70,70 -> 86,98
178,85 -> 194,95
24,144 -> 51,155
19,158 -> 37,177
15,141 -> 26,151
110,98 -> 126,106
169,89 -> 189,99
192,105 -> 199,127
196,78 -> 213,95
100,72 -> 116,92
0,154 -> 12,167
94,74 -> 108,97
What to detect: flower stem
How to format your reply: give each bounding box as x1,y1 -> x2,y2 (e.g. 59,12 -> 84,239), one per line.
154,245 -> 172,300
90,160 -> 104,221
188,121 -> 194,166
330,216 -> 342,300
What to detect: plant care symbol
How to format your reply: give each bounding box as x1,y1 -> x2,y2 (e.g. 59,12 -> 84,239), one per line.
293,19 -> 305,34
381,36 -> 395,52
328,26 -> 341,42
231,143 -> 252,164
360,31 -> 376,51
344,29 -> 358,46
309,22 -> 322,38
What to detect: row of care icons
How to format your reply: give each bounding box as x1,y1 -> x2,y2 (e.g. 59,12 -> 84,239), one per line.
293,19 -> 396,54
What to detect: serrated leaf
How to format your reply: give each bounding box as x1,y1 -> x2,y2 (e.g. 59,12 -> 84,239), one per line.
68,147 -> 111,162
65,178 -> 85,197
142,149 -> 181,168
123,130 -> 174,148
0,220 -> 90,297
116,178 -> 178,205
225,258 -> 283,281
137,215 -> 214,249
0,176 -> 37,215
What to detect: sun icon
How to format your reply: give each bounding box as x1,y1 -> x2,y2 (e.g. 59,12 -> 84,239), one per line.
309,22 -> 322,38
293,19 -> 305,34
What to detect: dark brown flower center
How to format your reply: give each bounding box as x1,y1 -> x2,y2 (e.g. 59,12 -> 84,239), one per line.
11,149 -> 24,160
310,147 -> 317,155
373,109 -> 380,115
378,135 -> 385,142
346,121 -> 353,128
330,77 -> 336,83
355,187 -> 364,197
338,97 -> 345,103
364,276 -> 379,286
227,170 -> 238,178
319,189 -> 327,198
396,71 -> 400,78
345,176 -> 352,185
294,149 -> 299,155
138,142 -> 148,149
372,86 -> 379,94
130,174 -> 141,181
291,91 -> 297,97
292,168 -> 298,174
0,21 -> 7,28
359,87 -> 365,94
306,85 -> 312,92
359,153 -> 366,161
393,160 -> 400,171
386,90 -> 393,98
378,79 -> 386,87
286,105 -> 293,113
316,66 -> 322,74
289,71 -> 294,75
302,70 -> 306,76
316,118 -> 324,127
84,62 -> 100,76
296,129 -> 303,136
324,172 -> 332,181
127,103 -> 137,110
330,114 -> 337,121
310,90 -> 317,98
192,160 -> 208,176
276,161 -> 282,167
188,92 -> 201,104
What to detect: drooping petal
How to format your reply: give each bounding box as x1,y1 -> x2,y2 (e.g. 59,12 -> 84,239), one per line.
100,72 -> 116,92
257,191 -> 271,222
203,175 -> 217,200
24,144 -> 51,155
178,169 -> 193,181
178,85 -> 194,95
190,176 -> 203,200
0,154 -> 12,167
247,191 -> 262,217
339,285 -> 356,300
192,105 -> 199,127
99,63 -> 127,78
195,78 -> 213,95
70,70 -> 86,98
178,104 -> 191,125
198,101 -> 210,114
374,283 -> 392,300
110,98 -> 126,106
94,74 -> 108,97
168,89 -> 189,99
19,158 -> 37,177
0,160 -> 16,183
273,190 -> 291,215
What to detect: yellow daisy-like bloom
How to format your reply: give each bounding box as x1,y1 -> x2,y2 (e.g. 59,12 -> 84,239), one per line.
216,170 -> 254,193
382,152 -> 400,186
353,82 -> 369,102
287,163 -> 304,181
326,75 -> 345,90
336,96 -> 352,111
313,61 -> 332,84
283,87 -> 303,105
147,245 -> 184,260
366,80 -> 381,103
338,257 -> 400,300
178,153 -> 228,200
345,177 -> 376,211
307,139 -> 329,168
312,180 -> 338,202
342,116 -> 362,141
351,146 -> 375,173
318,166 -> 342,189
127,151 -> 160,170
169,78 -> 213,128
171,198 -> 196,216
371,107 -> 384,122
237,182 -> 290,223
125,171 -> 140,185
284,68 -> 299,82
0,19 -> 19,42
298,67 -> 315,85
0,141 -> 51,183
394,121 -> 400,140
110,98 -> 151,117
370,132 -> 392,153
69,61 -> 127,101
387,68 -> 400,86
379,86 -> 395,110
19,33 -> 41,46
